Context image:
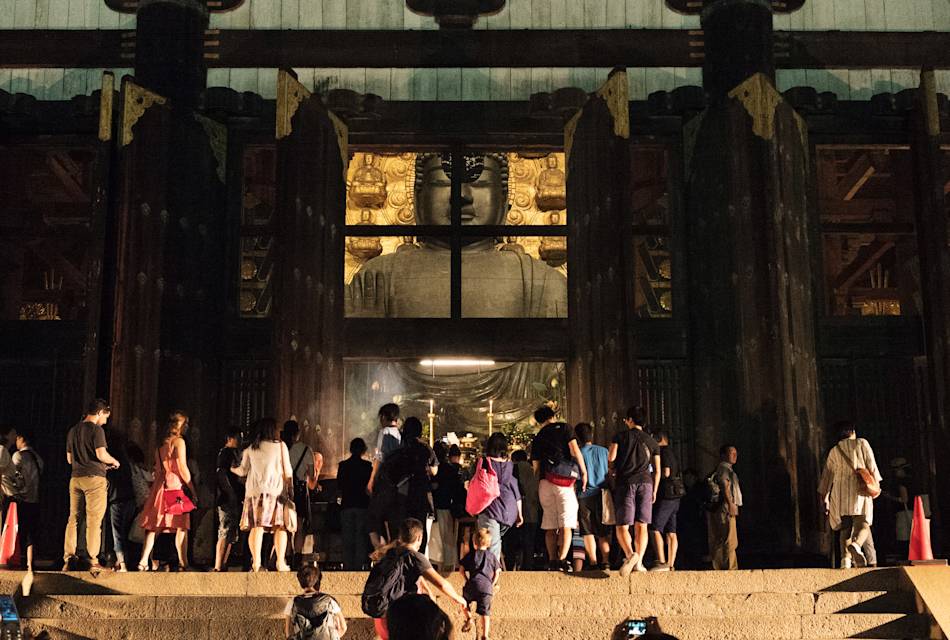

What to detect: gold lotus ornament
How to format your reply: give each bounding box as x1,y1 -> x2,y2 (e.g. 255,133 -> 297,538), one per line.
346,209 -> 384,262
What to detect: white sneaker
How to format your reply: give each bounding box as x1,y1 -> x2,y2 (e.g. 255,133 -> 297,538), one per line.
619,552 -> 640,577
840,556 -> 852,569
635,562 -> 647,572
848,542 -> 867,568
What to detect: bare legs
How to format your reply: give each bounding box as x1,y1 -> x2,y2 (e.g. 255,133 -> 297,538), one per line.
544,528 -> 571,564
140,530 -> 188,570
175,530 -> 188,569
274,529 -> 290,571
214,538 -> 232,572
651,530 -> 679,568
140,532 -> 157,570
248,527 -> 263,571
583,535 -> 611,567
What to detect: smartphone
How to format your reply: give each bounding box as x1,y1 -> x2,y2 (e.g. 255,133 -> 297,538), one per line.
625,618 -> 648,638
0,597 -> 18,623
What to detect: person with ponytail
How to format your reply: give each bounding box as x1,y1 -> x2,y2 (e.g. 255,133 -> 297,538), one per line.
361,518 -> 466,640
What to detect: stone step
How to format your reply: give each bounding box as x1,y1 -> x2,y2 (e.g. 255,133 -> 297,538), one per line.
15,590 -> 916,620
23,613 -> 931,640
25,567 -> 904,597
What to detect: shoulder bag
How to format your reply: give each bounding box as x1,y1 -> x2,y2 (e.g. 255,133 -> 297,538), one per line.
836,443 -> 881,499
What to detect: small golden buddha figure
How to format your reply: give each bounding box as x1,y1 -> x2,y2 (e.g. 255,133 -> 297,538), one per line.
535,154 -> 566,211
349,153 -> 387,208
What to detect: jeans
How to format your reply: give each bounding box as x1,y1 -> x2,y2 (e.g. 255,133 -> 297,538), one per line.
341,507 -> 369,570
476,513 -> 510,563
64,476 -> 108,562
109,498 -> 137,564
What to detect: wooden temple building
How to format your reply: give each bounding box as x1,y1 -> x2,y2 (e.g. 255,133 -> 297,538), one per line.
1,0 -> 949,565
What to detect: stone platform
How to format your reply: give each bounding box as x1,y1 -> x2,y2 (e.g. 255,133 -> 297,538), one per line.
6,567 -> 942,640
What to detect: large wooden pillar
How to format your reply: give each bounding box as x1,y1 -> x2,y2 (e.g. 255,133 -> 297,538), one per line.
685,0 -> 824,553
566,70 -> 637,439
910,70 -> 950,554
108,0 -> 224,458
109,78 -> 173,448
273,71 -> 347,472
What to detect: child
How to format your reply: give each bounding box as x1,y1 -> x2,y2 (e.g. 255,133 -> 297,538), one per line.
459,528 -> 501,640
361,518 -> 466,640
285,564 -> 346,640
214,430 -> 244,572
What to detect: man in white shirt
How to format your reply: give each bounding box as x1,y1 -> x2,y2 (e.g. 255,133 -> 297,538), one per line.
819,420 -> 881,568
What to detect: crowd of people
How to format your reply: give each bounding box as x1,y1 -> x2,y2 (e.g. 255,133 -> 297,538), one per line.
0,397 -> 901,638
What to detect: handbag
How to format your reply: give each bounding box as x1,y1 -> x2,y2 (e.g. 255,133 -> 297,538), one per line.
163,489 -> 196,515
465,457 -> 500,516
601,488 -> 616,526
836,443 -> 881,499
280,492 -> 298,534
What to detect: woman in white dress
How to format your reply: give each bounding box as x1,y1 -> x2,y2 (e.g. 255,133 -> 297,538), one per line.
232,417 -> 294,572
818,421 -> 882,568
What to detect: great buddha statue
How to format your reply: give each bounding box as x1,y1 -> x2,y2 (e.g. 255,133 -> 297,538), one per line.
344,153 -> 568,318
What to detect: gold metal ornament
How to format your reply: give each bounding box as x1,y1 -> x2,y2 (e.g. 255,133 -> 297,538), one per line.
727,73 -> 782,141
121,80 -> 167,147
276,70 -> 312,140
194,113 -> 228,183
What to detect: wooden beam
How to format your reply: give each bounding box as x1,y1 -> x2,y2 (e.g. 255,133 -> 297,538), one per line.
343,318 -> 569,360
4,29 -> 950,70
837,153 -> 875,201
832,238 -> 895,292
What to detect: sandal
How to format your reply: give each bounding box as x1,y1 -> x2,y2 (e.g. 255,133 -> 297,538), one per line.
136,562 -> 150,572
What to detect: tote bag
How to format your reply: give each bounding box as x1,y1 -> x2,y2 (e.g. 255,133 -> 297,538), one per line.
465,457 -> 500,516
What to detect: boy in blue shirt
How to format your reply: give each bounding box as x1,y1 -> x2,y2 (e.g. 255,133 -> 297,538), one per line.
575,423 -> 611,569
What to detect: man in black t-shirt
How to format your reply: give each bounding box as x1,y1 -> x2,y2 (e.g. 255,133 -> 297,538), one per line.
649,431 -> 682,572
530,405 -> 588,573
337,437 -> 373,569
608,406 -> 660,577
63,398 -> 120,571
214,430 -> 244,571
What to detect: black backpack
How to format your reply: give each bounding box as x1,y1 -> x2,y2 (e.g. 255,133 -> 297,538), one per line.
361,549 -> 410,618
290,593 -> 339,640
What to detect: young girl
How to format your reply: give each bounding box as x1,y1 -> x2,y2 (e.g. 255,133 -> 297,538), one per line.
459,528 -> 501,640
362,518 -> 466,640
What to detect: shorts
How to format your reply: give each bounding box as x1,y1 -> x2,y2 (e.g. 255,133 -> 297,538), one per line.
613,481 -> 653,526
650,498 -> 680,535
217,505 -> 241,543
577,493 -> 608,537
539,478 -> 579,531
464,587 -> 493,616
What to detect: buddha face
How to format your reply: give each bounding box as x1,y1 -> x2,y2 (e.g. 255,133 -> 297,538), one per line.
415,154 -> 507,227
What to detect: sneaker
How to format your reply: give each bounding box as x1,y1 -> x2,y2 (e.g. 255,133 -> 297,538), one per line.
650,562 -> 671,572
619,552 -> 640,577
635,562 -> 648,572
847,542 -> 867,568
558,559 -> 574,574
840,556 -> 852,569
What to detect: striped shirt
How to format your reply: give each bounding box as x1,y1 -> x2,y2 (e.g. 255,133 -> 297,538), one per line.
819,437 -> 881,530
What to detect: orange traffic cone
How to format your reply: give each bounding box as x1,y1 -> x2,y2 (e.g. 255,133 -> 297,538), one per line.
0,501 -> 18,567
908,495 -> 934,562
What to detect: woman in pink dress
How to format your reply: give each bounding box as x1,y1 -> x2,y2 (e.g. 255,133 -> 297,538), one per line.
138,412 -> 195,571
